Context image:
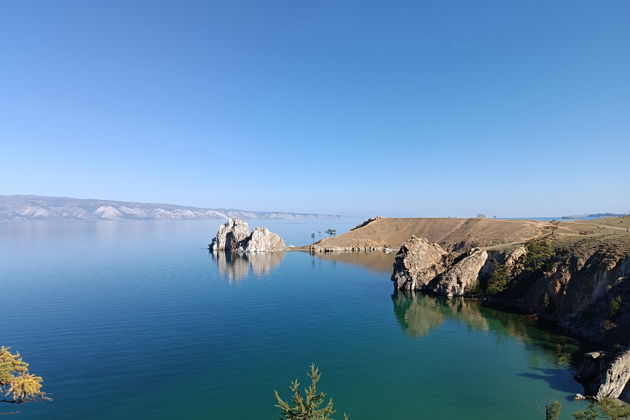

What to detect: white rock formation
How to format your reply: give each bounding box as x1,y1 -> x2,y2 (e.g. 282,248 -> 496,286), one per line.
209,218 -> 285,253
237,227 -> 285,253
210,218 -> 250,252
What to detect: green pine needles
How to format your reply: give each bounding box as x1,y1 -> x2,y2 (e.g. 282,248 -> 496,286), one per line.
274,364 -> 348,420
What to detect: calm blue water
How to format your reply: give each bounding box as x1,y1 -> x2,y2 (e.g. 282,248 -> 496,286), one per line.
0,220 -> 590,419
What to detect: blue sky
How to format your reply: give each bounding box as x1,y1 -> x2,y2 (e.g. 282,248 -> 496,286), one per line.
1,0 -> 629,217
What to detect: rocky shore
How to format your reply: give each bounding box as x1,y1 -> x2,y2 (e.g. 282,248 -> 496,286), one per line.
309,216 -> 630,399
390,232 -> 630,399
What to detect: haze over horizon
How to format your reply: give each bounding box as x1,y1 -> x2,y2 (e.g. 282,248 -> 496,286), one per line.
2,0 -> 629,217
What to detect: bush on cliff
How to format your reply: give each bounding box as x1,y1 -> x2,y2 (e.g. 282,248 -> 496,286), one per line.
523,239 -> 555,273
486,262 -> 510,295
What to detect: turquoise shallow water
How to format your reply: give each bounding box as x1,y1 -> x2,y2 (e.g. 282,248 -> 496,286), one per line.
0,220 -> 591,419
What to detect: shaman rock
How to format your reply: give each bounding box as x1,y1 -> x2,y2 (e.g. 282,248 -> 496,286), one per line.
238,227 -> 285,253
210,218 -> 250,252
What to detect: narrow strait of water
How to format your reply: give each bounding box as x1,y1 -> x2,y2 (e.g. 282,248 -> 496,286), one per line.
0,220 -> 590,419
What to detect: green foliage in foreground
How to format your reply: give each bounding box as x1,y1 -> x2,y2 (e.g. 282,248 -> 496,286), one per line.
274,364 -> 347,420
574,398 -> 630,420
546,399 -> 630,420
0,346 -> 47,405
546,401 -> 561,420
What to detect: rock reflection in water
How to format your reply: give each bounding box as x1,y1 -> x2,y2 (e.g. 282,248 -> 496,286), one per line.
393,291 -> 587,368
312,252 -> 396,273
393,292 -> 488,338
211,251 -> 286,282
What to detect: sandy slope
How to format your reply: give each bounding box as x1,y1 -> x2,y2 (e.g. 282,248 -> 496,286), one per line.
314,217 -> 553,250
308,216 -> 630,252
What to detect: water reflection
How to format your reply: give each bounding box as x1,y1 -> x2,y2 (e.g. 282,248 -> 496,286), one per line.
392,291 -> 588,368
312,252 -> 396,273
211,251 -> 286,282
393,292 -> 488,338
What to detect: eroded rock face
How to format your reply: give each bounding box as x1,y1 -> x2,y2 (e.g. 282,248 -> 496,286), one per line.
392,237 -> 488,297
428,249 -> 488,297
391,236 -> 447,291
210,218 -> 250,252
577,349 -> 630,398
209,218 -> 286,253
238,227 -> 285,253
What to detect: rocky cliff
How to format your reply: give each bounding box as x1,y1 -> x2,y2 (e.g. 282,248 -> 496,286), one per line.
209,218 -> 286,253
577,349 -> 630,399
391,236 -> 488,297
391,232 -> 630,398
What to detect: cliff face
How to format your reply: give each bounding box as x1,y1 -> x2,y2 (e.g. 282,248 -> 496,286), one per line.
390,233 -> 630,397
508,250 -> 630,347
392,235 -> 630,346
391,236 -> 488,297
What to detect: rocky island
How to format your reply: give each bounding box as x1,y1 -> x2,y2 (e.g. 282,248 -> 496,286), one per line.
210,218 -> 286,253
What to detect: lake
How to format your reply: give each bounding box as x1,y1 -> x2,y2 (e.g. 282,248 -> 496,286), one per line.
0,219 -> 591,419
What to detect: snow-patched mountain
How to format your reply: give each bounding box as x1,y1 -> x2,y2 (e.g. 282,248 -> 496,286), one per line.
0,196 -> 339,221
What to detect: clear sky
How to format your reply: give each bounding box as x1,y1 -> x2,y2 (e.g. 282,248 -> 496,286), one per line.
1,0 -> 629,217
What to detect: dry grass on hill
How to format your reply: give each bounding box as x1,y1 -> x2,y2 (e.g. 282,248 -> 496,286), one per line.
313,216 -> 630,253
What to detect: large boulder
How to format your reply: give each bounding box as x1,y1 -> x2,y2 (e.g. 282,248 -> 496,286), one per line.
238,227 -> 285,253
427,249 -> 488,297
577,349 -> 630,398
391,236 -> 447,291
210,218 -> 250,252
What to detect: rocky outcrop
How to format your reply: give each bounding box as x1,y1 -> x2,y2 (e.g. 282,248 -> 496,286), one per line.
577,349 -> 630,398
391,237 -> 487,297
209,218 -> 285,253
391,237 -> 447,291
237,227 -> 285,253
480,245 -> 526,278
427,249 -> 488,297
210,218 -> 250,252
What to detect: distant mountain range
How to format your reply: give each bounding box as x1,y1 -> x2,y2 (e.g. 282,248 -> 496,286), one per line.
0,195 -> 340,221
561,213 -> 625,220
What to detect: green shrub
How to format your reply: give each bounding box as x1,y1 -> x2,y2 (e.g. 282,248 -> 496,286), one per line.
546,401 -> 561,420
523,239 -> 555,273
609,295 -> 622,320
486,262 -> 510,295
274,364 -> 348,420
573,398 -> 630,419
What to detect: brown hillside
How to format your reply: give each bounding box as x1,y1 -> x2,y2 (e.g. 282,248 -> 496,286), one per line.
315,217 -> 553,251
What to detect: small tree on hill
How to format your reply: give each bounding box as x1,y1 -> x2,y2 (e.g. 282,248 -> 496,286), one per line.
311,233 -> 316,244
325,229 -> 336,237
